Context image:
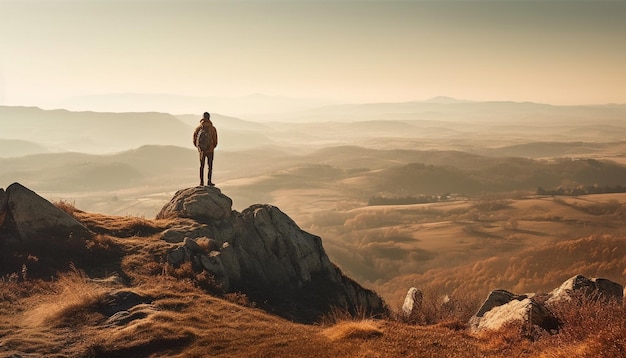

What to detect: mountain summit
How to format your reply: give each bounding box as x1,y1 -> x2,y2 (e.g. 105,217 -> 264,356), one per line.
155,186 -> 387,322
0,183 -> 386,323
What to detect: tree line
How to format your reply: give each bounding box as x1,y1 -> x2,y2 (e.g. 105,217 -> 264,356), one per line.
536,184 -> 626,196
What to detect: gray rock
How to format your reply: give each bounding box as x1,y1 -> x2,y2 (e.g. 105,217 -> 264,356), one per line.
594,278 -> 623,303
402,287 -> 423,317
199,251 -> 230,290
469,293 -> 557,334
548,274 -> 623,304
5,182 -> 91,241
101,290 -> 153,316
231,204 -> 386,321
156,186 -> 232,222
160,228 -> 189,243
469,276 -> 625,334
158,190 -> 387,322
473,289 -> 521,318
167,246 -> 187,267
217,242 -> 241,284
183,237 -> 202,253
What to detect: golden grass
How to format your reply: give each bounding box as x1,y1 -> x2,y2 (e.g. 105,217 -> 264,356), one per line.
379,233 -> 626,311
0,193 -> 623,357
23,265 -> 109,328
54,199 -> 193,238
542,294 -> 626,357
323,319 -> 384,341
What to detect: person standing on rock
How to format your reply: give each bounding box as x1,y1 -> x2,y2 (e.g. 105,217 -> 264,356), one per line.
193,112 -> 218,186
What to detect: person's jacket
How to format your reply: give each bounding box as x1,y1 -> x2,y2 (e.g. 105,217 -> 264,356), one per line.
193,120 -> 218,152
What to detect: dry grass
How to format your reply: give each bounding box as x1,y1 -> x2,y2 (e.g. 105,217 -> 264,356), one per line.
309,193 -> 626,308
473,292 -> 626,358
54,200 -> 192,238
376,232 -> 626,310
323,319 -> 384,341
1,194 -> 624,357
53,198 -> 81,215
23,265 -> 109,328
395,287 -> 480,327
476,321 -> 537,356
540,293 -> 626,357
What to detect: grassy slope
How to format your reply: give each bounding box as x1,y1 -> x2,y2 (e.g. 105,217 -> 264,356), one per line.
292,193 -> 626,308
1,195 -> 625,357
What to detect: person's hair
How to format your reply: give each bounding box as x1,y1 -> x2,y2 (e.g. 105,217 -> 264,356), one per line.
203,112 -> 210,118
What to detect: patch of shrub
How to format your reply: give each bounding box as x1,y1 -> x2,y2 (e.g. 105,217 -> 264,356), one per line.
163,262 -> 222,295
223,292 -> 256,308
547,292 -> 625,350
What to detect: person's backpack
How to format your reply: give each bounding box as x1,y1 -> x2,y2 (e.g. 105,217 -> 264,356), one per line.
196,126 -> 212,151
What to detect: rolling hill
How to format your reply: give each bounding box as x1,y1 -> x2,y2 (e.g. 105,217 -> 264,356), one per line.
0,139 -> 49,157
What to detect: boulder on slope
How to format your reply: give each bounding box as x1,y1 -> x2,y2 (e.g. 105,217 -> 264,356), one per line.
469,289 -> 558,334
547,274 -> 623,304
2,182 -> 91,241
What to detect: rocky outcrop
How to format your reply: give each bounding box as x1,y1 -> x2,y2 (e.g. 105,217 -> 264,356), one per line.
469,290 -> 558,334
547,274 -> 623,304
0,182 -> 91,242
156,186 -> 233,222
469,275 -> 623,334
158,187 -> 387,322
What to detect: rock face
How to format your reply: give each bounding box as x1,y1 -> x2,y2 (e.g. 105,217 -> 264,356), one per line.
0,188 -> 7,228
0,182 -> 91,241
469,290 -> 558,334
157,187 -> 387,322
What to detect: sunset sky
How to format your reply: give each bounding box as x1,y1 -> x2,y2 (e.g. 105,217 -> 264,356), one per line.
1,0 -> 625,109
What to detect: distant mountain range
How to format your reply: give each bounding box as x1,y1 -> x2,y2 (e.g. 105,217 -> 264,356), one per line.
2,98 -> 626,157
283,99 -> 626,124
57,93 -> 339,117
0,106 -> 272,155
53,93 -> 626,123
0,139 -> 48,157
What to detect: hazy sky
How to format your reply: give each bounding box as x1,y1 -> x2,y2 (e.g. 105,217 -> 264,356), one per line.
1,0 -> 626,109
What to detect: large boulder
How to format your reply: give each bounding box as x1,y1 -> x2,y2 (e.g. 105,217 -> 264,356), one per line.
470,276 -> 624,335
3,182 -> 91,241
156,186 -> 232,222
547,274 -> 623,304
469,289 -> 558,334
157,189 -> 387,323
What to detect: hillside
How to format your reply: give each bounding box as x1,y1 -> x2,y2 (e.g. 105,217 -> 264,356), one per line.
0,106 -> 274,155
3,143 -> 626,215
311,193 -> 626,308
0,139 -> 49,158
1,185 -> 624,357
4,102 -> 626,157
0,106 -> 192,153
